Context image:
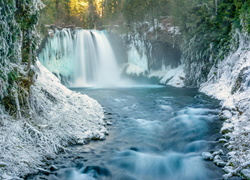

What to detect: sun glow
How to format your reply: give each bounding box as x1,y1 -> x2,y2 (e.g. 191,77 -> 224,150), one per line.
69,0 -> 103,17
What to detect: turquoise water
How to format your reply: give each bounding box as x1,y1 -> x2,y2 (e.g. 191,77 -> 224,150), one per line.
27,86 -> 223,180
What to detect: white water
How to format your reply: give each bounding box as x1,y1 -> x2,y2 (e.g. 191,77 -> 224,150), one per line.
39,29 -> 123,87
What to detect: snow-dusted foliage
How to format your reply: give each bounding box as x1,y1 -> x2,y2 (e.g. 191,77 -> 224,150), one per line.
200,31 -> 250,179
0,62 -> 107,178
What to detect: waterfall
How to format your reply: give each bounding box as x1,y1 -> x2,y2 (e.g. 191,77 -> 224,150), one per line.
39,29 -> 121,87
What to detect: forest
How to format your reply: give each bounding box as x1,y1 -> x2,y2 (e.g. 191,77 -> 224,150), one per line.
40,0 -> 250,86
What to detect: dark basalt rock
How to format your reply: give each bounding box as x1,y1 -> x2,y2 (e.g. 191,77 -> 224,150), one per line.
82,165 -> 111,177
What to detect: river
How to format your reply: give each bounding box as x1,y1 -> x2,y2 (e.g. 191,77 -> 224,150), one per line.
27,85 -> 224,180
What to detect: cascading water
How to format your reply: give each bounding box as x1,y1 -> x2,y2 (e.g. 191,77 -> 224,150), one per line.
39,29 -> 122,87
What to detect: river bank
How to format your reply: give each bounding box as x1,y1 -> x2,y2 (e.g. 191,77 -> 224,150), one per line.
0,62 -> 107,179
159,31 -> 250,179
200,33 -> 250,179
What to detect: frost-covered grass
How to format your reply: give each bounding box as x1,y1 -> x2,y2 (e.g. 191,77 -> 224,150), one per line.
0,62 -> 107,178
200,32 -> 250,179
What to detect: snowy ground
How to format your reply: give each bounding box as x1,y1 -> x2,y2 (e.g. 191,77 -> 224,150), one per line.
200,32 -> 250,179
149,65 -> 185,88
0,62 -> 107,179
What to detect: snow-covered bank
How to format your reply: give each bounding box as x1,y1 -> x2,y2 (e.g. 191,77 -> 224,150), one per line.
148,65 -> 185,88
200,32 -> 250,179
0,62 -> 107,178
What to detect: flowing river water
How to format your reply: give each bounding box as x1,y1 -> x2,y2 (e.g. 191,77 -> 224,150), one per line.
27,85 -> 224,180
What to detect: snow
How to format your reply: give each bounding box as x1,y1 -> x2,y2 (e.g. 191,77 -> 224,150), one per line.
0,61 -> 107,178
219,110 -> 233,120
200,31 -> 250,179
167,26 -> 181,35
202,152 -> 213,160
126,36 -> 149,76
155,65 -> 185,87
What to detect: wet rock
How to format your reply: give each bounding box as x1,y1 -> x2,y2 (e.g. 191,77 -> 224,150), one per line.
76,139 -> 85,145
105,112 -> 113,115
106,121 -> 113,125
50,165 -> 59,171
75,162 -> 84,170
99,133 -> 106,140
219,138 -> 228,143
213,155 -> 226,167
130,147 -> 139,152
37,168 -> 50,175
0,162 -> 7,167
212,149 -> 224,156
91,133 -> 106,140
83,166 -> 111,178
83,138 -> 91,144
221,125 -> 234,134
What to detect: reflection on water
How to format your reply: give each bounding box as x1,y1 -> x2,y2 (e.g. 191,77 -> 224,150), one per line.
28,86 -> 223,180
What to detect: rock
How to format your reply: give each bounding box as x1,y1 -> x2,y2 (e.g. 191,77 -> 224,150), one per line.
91,134 -> 106,141
212,150 -> 224,156
240,168 -> 250,180
213,155 -> 226,167
50,165 -> 59,171
83,166 -> 111,178
37,168 -> 50,175
220,110 -> 233,120
99,133 -> 106,140
106,121 -> 113,125
65,25 -> 76,28
0,162 -> 7,167
76,139 -> 85,145
202,152 -> 213,160
75,162 -> 84,170
219,138 -> 228,143
83,138 -> 91,144
221,125 -> 234,134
